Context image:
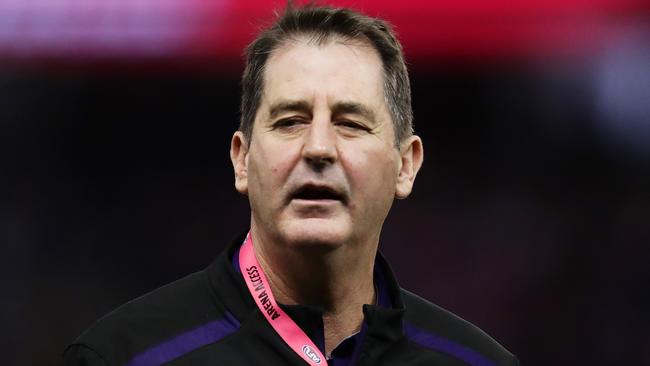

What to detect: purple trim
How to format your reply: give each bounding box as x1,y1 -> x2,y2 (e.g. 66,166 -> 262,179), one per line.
232,246 -> 242,273
404,323 -> 496,366
125,313 -> 240,366
346,318 -> 368,366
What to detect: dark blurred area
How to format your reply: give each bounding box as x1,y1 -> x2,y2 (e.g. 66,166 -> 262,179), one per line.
1,1 -> 649,365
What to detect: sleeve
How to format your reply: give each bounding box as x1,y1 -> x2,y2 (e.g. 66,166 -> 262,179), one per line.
60,344 -> 109,366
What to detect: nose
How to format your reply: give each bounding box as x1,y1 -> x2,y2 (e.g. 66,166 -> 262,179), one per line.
302,116 -> 337,171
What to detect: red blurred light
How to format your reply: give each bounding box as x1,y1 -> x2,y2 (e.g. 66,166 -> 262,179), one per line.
0,0 -> 647,71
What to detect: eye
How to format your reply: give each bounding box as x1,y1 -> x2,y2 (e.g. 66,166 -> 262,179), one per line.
272,118 -> 307,130
335,120 -> 370,132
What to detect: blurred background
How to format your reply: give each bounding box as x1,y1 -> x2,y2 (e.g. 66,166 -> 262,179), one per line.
1,0 -> 649,365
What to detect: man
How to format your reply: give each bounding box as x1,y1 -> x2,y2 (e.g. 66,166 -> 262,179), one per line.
63,3 -> 519,366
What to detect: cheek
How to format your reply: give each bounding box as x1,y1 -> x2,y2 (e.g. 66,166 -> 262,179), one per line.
248,140 -> 298,190
341,145 -> 399,194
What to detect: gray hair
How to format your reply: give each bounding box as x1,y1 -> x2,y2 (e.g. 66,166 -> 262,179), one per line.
239,3 -> 413,145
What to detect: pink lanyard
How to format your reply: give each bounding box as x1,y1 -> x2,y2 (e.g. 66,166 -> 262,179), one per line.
239,233 -> 327,365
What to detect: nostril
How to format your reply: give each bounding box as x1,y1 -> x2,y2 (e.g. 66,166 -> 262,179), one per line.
306,155 -> 334,163
305,155 -> 335,171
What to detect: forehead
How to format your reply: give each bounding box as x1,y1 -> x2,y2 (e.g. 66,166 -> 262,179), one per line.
260,37 -> 388,115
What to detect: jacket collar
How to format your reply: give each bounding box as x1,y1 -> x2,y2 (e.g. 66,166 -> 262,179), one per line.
207,232 -> 406,357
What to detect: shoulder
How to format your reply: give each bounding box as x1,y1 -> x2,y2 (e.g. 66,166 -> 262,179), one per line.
401,289 -> 520,366
64,269 -> 235,366
78,270 -> 216,345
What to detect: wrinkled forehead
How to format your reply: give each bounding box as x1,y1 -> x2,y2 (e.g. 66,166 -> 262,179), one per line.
258,35 -> 389,118
264,33 -> 383,80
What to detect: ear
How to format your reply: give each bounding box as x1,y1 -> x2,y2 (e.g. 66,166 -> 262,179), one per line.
230,131 -> 249,195
395,135 -> 423,199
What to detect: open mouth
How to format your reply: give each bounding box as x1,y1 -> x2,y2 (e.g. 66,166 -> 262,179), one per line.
291,185 -> 345,203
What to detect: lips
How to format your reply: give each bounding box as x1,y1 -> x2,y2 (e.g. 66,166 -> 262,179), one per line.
290,184 -> 346,204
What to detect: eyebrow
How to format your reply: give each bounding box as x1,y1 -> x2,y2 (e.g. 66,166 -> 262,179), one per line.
331,101 -> 376,123
268,100 -> 376,123
268,100 -> 312,119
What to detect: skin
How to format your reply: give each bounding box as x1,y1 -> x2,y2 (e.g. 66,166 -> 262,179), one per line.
230,36 -> 423,356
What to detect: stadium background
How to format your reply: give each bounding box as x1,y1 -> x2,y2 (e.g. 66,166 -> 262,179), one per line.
1,0 -> 649,364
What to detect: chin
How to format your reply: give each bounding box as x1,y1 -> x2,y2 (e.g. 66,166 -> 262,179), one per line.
278,218 -> 350,250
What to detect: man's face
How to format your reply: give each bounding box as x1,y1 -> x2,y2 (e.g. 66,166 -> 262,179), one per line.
231,38 -> 422,249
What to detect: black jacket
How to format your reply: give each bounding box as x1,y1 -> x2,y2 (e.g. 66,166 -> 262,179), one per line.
62,233 -> 520,366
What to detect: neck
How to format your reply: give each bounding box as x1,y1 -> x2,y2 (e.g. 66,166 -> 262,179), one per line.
249,228 -> 377,356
